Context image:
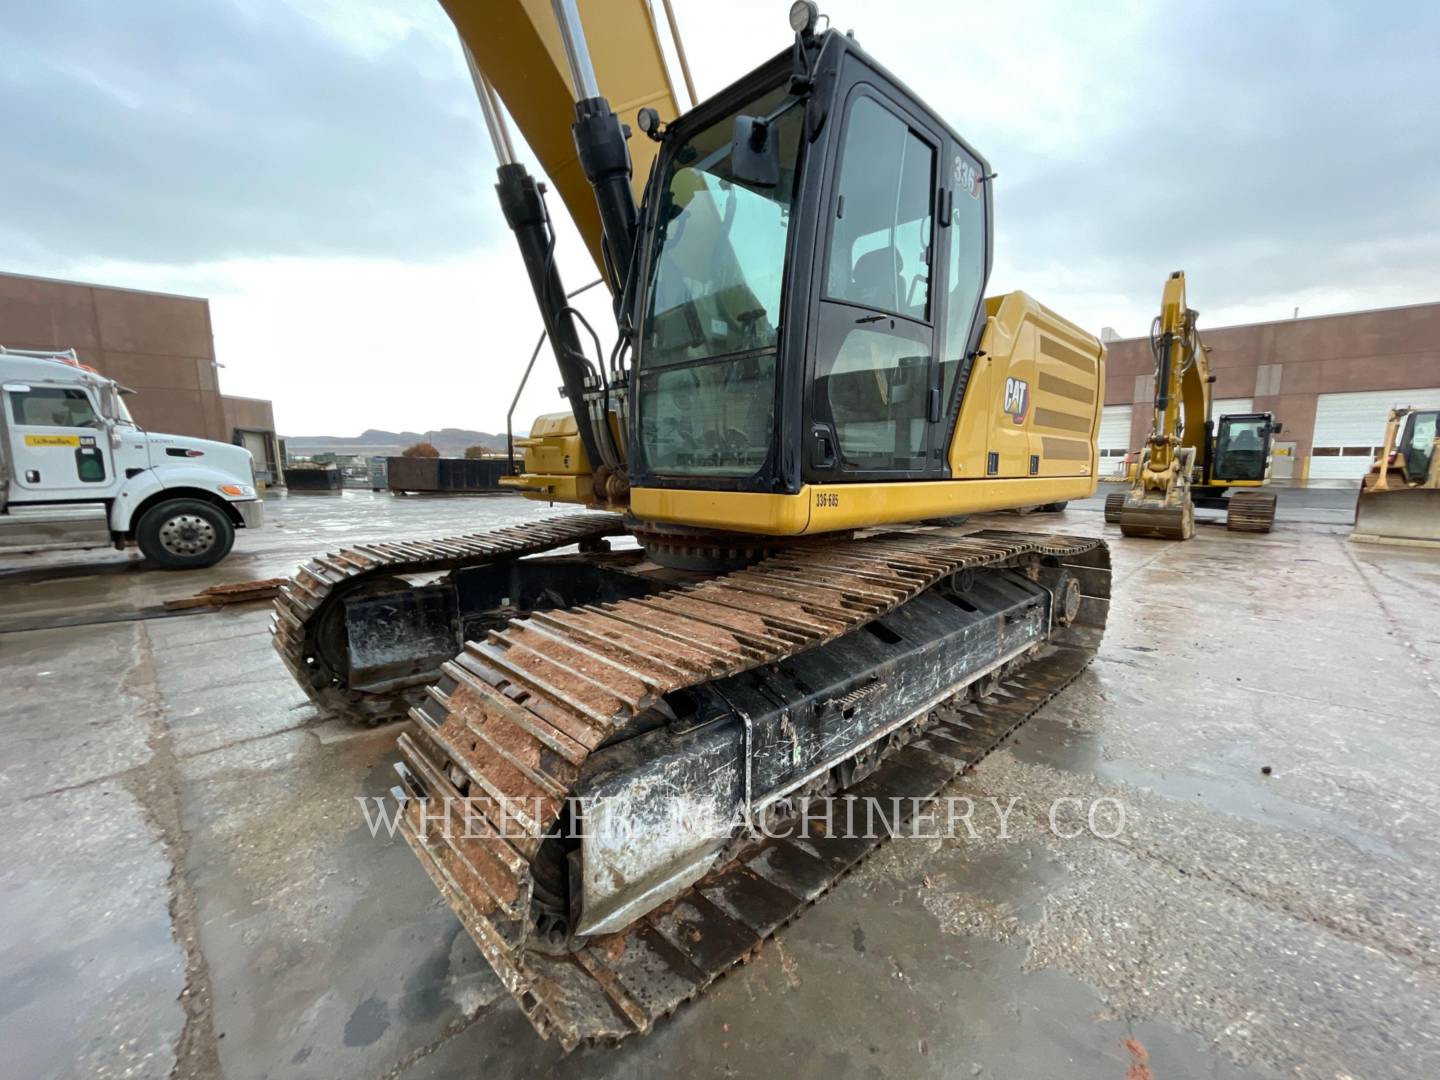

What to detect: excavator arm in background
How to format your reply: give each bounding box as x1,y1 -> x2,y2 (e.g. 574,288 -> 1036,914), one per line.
1110,271 -> 1208,539
1107,271 -> 1280,537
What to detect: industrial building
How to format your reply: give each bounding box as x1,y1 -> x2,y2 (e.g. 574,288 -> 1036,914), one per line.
1101,300 -> 1440,480
0,270 -> 283,486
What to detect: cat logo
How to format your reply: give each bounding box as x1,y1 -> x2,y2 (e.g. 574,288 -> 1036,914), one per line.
1002,377 -> 1030,425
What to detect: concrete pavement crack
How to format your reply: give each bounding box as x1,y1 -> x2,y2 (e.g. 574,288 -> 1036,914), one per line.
118,622 -> 223,1080
373,1007 -> 492,1080
1339,536 -> 1439,702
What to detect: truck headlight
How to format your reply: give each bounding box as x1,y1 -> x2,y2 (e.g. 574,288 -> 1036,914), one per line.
219,483 -> 254,498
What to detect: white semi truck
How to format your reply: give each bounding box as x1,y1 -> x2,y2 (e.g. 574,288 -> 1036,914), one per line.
0,347 -> 262,569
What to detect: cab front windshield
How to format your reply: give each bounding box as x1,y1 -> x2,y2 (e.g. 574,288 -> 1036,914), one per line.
1215,417 -> 1268,481
1401,411 -> 1437,480
637,86 -> 802,477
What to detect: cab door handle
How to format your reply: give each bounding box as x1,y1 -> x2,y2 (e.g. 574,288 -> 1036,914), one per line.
812,425 -> 836,468
927,387 -> 943,423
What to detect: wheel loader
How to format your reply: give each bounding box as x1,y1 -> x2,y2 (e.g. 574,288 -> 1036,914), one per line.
1104,271 -> 1282,538
1352,406 -> 1440,546
272,0 -> 1112,1047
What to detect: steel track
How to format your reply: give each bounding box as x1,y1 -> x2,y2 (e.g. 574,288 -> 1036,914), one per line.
1226,490 -> 1277,532
270,512 -> 628,722
283,523 -> 1114,1049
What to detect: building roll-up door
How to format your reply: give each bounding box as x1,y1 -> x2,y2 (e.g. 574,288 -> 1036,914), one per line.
1212,397 -> 1254,418
1098,405 -> 1133,476
237,429 -> 277,483
1311,388 -> 1440,479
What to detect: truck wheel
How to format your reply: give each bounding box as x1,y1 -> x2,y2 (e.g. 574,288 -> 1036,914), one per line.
137,499 -> 235,570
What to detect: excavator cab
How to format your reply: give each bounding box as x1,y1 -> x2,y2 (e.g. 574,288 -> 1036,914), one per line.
1211,413 -> 1276,484
630,35 -> 993,498
483,1 -> 1101,540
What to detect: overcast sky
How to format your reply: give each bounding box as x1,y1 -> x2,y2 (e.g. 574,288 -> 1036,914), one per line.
4,0 -> 1437,435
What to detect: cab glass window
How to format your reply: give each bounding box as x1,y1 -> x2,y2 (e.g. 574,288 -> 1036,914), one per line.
1402,411 -> 1437,480
814,320 -> 932,470
941,149 -> 986,408
824,97 -> 934,321
638,85 -> 802,477
1215,417 -> 1268,481
10,387 -> 100,428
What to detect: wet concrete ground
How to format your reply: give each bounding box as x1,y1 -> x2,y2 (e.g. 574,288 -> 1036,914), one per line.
2,487 -> 1437,1078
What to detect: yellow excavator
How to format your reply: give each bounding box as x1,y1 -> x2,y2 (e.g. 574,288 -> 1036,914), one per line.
272,0 -> 1111,1046
1352,406 -> 1440,546
1104,271 -> 1281,538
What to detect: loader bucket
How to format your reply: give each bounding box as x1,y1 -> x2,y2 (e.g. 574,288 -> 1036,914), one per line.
1352,486 -> 1440,547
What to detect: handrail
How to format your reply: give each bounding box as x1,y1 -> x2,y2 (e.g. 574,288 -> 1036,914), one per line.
505,277 -> 606,473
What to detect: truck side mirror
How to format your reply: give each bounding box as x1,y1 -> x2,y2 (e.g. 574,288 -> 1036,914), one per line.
731,116 -> 779,188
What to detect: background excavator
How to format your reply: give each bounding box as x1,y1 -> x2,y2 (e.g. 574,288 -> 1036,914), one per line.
271,0 -> 1111,1046
1352,406 -> 1440,546
1104,271 -> 1281,539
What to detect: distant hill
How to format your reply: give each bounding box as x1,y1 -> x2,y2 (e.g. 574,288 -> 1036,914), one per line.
281,427 -> 514,459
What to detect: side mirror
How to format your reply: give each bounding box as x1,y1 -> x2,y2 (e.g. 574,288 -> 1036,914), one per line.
731,116 -> 779,187
1271,421 -> 1284,436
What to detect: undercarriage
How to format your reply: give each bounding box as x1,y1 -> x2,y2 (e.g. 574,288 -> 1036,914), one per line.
272,516 -> 1110,1047
1105,484 -> 1276,537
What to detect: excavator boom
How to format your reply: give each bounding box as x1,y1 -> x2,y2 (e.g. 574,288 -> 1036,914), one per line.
1108,271 -> 1279,537
445,0 -> 683,278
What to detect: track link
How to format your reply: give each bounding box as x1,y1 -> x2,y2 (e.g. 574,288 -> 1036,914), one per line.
1104,490 -> 1124,523
1226,490 -> 1277,532
269,512 -> 627,722
385,525 -> 1110,1048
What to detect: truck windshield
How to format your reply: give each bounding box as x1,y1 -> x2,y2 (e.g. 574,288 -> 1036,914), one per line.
637,86 -> 802,477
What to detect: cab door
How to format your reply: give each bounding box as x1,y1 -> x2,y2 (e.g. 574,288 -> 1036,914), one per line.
805,83 -> 945,481
1399,410 -> 1438,483
4,383 -> 115,495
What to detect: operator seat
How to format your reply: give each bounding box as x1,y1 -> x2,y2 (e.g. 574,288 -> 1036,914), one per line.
851,247 -> 903,313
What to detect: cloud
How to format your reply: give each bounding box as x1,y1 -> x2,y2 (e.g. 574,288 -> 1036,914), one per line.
3,0 -> 1437,434
0,0 -> 498,265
